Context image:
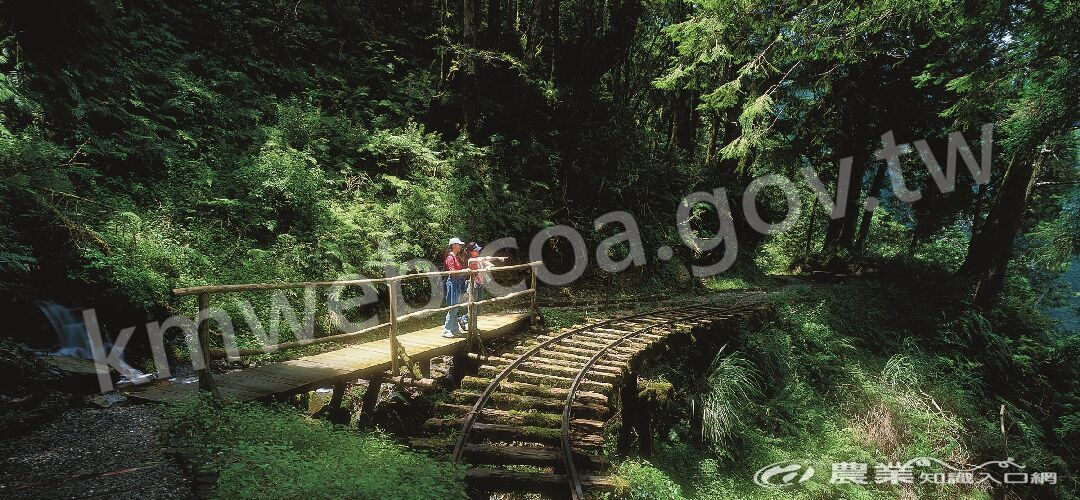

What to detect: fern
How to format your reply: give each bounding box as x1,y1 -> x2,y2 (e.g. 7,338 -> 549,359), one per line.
0,251 -> 36,274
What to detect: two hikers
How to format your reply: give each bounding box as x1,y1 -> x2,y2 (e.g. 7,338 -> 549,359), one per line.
442,238 -> 507,338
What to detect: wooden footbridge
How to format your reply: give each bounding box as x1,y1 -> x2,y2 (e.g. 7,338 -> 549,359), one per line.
126,260 -> 774,498
127,262 -> 541,404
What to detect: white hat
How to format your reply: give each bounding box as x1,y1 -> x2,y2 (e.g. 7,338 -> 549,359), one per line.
448,237 -> 464,246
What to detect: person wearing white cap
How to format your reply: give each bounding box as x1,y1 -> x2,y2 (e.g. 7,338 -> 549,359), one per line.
442,237 -> 467,338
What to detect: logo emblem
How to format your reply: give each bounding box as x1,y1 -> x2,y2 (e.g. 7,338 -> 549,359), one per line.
753,461 -> 815,488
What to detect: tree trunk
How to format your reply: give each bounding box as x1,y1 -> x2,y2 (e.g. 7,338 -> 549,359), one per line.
822,80 -> 869,258
667,89 -> 698,156
854,162 -> 887,256
463,0 -> 478,45
549,0 -> 559,82
970,182 -> 987,239
804,199 -> 817,260
458,0 -> 481,135
718,107 -> 740,177
705,111 -> 720,166
438,0 -> 449,87
524,0 -> 549,66
513,0 -> 521,32
958,152 -> 1046,309
484,0 -> 508,49
822,216 -> 843,256
486,0 -> 502,37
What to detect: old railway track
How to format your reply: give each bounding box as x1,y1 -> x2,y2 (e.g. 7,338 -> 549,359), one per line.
412,297 -> 768,498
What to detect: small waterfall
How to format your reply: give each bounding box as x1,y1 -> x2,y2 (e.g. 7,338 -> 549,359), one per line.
37,301 -> 154,386
39,301 -> 97,358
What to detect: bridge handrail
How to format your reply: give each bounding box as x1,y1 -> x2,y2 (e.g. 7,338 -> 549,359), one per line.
170,262 -> 540,296
206,287 -> 537,359
177,261 -> 542,399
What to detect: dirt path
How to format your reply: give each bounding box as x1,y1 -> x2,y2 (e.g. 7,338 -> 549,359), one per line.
0,403 -> 193,499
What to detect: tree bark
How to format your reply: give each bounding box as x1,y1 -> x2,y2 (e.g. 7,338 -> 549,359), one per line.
854,162 -> 887,256
463,0 -> 478,46
486,0 -> 502,38
958,152 -> 1046,308
524,0 -> 549,66
718,107 -> 740,177
669,90 -> 698,155
549,0 -> 559,82
705,111 -> 720,166
822,77 -> 870,258
804,199 -> 817,260
970,182 -> 987,239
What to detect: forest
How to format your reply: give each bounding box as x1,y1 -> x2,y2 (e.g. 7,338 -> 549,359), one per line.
0,0 -> 1077,499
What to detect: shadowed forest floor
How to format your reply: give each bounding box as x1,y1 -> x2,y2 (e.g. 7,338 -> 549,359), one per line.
0,404 -> 192,499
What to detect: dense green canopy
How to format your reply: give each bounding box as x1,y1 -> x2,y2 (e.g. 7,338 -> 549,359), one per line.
2,1 -> 1076,313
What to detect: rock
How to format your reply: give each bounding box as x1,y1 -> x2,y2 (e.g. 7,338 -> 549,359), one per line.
40,355 -> 117,394
86,392 -> 128,408
307,388 -> 333,415
41,355 -> 100,375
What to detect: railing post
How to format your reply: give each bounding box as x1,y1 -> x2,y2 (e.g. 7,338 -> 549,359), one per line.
196,292 -> 221,399
529,263 -> 538,329
466,270 -> 476,351
389,279 -> 400,376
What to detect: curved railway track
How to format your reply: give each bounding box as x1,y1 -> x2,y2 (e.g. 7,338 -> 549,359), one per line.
416,298 -> 768,498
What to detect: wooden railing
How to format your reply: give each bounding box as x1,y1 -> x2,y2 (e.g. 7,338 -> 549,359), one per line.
171,261 -> 542,399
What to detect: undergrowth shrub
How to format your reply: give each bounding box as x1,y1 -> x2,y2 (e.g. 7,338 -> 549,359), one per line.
635,281 -> 1078,499
615,459 -> 684,500
162,395 -> 467,499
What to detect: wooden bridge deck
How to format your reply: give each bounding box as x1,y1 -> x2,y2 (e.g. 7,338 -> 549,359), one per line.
127,312 -> 531,403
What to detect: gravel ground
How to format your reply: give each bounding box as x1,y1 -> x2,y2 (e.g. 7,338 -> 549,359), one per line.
0,402 -> 194,499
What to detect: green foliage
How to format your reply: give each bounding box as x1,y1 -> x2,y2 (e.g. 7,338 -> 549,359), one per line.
638,282 -> 1078,498
162,395 -> 467,499
241,141 -> 328,233
702,276 -> 751,291
3,0 -> 1070,326
615,459 -> 685,500
696,353 -> 760,447
82,212 -> 202,309
542,308 -> 589,330
1030,202 -> 1080,273
0,1 -> 539,319
0,2 -> 1075,498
